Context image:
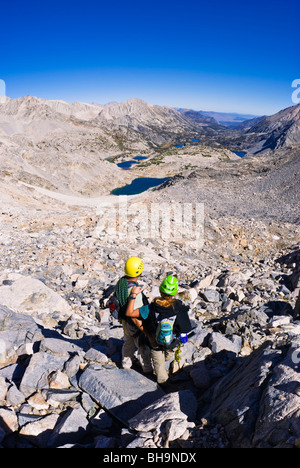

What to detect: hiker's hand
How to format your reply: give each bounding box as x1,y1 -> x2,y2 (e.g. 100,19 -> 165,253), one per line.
131,286 -> 143,296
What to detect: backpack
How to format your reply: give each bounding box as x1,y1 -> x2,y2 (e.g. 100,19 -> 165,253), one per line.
155,314 -> 177,347
102,280 -> 137,321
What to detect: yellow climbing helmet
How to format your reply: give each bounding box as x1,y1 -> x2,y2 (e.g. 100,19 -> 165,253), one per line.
124,256 -> 144,277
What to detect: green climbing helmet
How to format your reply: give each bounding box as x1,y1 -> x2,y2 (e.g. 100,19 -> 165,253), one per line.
160,275 -> 178,296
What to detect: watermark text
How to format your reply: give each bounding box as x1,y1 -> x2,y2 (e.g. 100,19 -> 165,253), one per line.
0,79 -> 6,104
93,197 -> 204,249
291,79 -> 300,104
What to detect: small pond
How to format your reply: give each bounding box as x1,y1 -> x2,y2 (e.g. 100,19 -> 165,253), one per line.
117,160 -> 140,169
116,155 -> 148,170
231,150 -> 247,157
112,177 -> 170,196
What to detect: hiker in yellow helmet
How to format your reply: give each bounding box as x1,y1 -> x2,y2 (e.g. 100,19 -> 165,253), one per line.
124,256 -> 144,278
115,256 -> 152,373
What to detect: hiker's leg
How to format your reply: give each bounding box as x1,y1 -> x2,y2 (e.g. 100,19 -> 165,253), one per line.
122,321 -> 136,369
137,343 -> 153,373
151,348 -> 168,384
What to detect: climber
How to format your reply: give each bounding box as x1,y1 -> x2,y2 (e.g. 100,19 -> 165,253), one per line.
116,256 -> 152,373
127,275 -> 192,386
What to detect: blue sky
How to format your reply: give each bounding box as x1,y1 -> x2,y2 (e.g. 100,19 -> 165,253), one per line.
1,0 -> 299,115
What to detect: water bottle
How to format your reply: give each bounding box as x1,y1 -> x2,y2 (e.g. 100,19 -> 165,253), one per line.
180,333 -> 188,344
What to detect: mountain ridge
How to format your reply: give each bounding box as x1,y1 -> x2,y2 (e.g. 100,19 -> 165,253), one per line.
1,95 -> 299,153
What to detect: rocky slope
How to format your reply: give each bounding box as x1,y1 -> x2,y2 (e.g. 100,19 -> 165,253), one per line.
150,146 -> 300,224
245,104 -> 300,153
94,98 -> 221,149
0,207 -> 299,448
216,104 -> 300,154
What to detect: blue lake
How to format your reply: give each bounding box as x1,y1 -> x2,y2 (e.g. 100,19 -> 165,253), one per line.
112,177 -> 170,196
232,150 -> 247,157
116,156 -> 148,169
117,160 -> 140,169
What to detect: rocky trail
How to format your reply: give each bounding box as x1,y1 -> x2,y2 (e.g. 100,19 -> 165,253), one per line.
0,199 -> 299,448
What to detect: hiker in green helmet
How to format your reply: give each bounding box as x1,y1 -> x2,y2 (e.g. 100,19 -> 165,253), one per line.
127,275 -> 192,387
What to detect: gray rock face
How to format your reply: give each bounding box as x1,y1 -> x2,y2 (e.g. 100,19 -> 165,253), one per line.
128,390 -> 197,432
20,352 -> 69,397
206,337 -> 300,448
47,406 -> 89,448
202,289 -> 220,303
209,332 -> 242,355
0,305 -> 43,366
0,273 -> 72,319
79,364 -> 164,425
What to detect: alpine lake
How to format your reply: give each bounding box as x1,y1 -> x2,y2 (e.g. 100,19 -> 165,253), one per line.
109,149 -> 246,196
110,155 -> 170,196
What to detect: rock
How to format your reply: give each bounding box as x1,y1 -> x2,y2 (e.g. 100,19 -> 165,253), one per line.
209,332 -> 242,355
0,273 -> 72,319
0,339 -> 7,365
95,435 -> 118,448
189,361 -> 212,390
128,390 -> 197,432
63,354 -> 83,378
197,274 -> 215,290
6,383 -> 26,407
20,352 -> 69,397
46,406 -> 88,448
203,289 -> 220,303
0,376 -> 8,404
189,325 -> 211,348
268,316 -> 291,328
206,338 -> 300,448
40,337 -> 83,357
27,392 -> 49,411
19,413 -> 60,447
0,305 -> 44,367
188,288 -> 198,303
90,408 -> 113,431
81,392 -> 98,416
0,408 -> 18,433
41,389 -> 81,407
166,418 -> 188,441
74,277 -> 89,290
48,369 -> 70,389
108,251 -> 118,260
294,292 -> 300,319
252,339 -> 300,448
84,347 -> 109,364
79,364 -> 164,425
222,298 -> 234,312
240,239 -> 248,248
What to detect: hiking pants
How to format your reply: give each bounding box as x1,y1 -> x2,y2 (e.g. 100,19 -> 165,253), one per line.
150,347 -> 174,384
122,320 -> 152,373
